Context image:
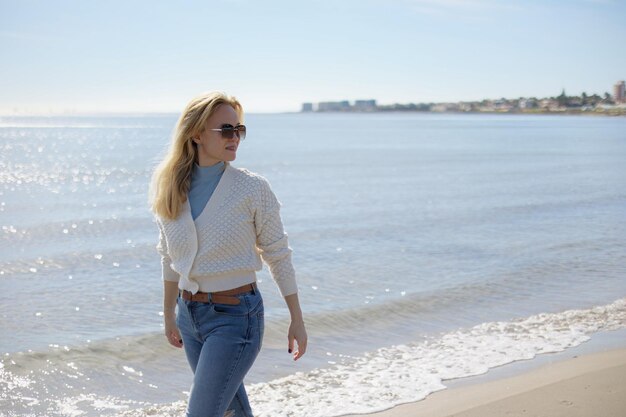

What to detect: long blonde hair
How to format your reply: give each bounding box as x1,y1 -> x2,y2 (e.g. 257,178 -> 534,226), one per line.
149,91 -> 243,219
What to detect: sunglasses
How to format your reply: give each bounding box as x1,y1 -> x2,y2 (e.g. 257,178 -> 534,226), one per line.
209,124 -> 246,141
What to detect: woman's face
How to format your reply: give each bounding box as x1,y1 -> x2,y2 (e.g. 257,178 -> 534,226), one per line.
194,104 -> 242,166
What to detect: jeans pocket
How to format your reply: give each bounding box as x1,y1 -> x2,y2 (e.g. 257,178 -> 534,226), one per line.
212,301 -> 248,316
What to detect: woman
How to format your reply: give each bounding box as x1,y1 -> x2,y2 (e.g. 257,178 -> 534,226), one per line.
149,91 -> 307,417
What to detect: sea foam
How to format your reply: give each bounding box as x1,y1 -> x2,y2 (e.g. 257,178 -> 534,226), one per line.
110,297 -> 626,417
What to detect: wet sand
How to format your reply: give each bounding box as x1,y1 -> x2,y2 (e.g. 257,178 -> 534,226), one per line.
345,348 -> 626,417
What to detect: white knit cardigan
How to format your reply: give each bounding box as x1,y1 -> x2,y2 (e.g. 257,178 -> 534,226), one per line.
155,164 -> 297,297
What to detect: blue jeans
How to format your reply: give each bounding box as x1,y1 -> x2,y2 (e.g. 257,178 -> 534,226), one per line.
176,287 -> 264,417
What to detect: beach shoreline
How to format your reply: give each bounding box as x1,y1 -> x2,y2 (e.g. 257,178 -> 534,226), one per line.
345,342 -> 626,417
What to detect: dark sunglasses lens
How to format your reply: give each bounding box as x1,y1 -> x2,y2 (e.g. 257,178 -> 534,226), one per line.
221,126 -> 235,139
237,126 -> 246,140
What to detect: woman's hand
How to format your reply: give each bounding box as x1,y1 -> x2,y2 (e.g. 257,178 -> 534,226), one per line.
288,319 -> 307,361
285,293 -> 307,361
163,281 -> 182,348
164,313 -> 183,348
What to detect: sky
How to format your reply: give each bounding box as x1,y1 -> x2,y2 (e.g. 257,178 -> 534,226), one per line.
1,0 -> 625,114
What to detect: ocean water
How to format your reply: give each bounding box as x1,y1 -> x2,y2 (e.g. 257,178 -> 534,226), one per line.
1,113 -> 625,416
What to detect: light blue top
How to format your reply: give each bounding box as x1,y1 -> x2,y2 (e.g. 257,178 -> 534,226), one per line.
188,161 -> 225,220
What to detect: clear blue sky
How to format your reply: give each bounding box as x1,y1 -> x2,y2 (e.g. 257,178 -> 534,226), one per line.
1,0 -> 624,114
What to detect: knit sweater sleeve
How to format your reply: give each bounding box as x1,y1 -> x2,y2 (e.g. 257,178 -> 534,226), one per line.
254,178 -> 298,297
156,221 -> 180,283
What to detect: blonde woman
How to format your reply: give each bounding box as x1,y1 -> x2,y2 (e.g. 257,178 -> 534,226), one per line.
150,91 -> 307,417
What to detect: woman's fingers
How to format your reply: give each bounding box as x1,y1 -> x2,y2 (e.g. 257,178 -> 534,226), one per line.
166,327 -> 183,348
288,333 -> 295,354
288,323 -> 308,361
293,335 -> 307,360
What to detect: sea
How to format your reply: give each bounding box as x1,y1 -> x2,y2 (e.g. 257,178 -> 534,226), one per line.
1,112 -> 625,417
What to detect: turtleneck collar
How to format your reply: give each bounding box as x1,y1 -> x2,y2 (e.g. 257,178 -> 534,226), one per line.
193,161 -> 225,180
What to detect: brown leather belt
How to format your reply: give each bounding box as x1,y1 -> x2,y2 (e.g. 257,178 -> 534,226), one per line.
180,283 -> 256,305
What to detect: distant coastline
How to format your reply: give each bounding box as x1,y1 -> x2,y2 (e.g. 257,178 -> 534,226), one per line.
301,84 -> 626,116
300,102 -> 626,117
302,108 -> 626,117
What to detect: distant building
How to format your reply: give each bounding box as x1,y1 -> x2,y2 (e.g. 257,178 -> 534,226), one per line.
353,100 -> 377,111
431,103 -> 460,112
539,98 -> 559,110
567,97 -> 582,107
301,102 -> 313,112
519,98 -> 537,109
614,81 -> 626,104
317,101 -> 350,112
